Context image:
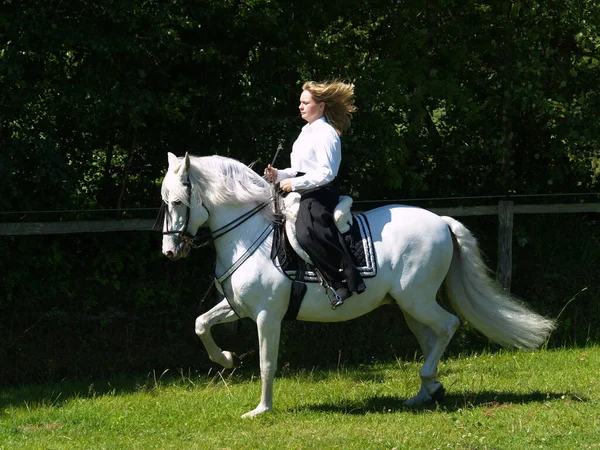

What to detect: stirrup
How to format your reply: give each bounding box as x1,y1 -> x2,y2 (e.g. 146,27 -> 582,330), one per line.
330,292 -> 344,309
315,270 -> 346,310
328,287 -> 351,310
325,286 -> 343,309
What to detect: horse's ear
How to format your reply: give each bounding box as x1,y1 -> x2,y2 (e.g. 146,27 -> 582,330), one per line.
182,152 -> 190,173
167,152 -> 179,169
168,152 -> 190,176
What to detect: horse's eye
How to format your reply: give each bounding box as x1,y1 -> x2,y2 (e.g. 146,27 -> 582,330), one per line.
173,200 -> 182,206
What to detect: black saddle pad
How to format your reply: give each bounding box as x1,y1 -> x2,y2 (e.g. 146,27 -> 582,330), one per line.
271,213 -> 377,282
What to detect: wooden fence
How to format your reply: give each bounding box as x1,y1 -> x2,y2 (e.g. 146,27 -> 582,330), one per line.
1,201 -> 598,292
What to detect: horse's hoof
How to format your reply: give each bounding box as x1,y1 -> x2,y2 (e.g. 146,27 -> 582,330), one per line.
403,391 -> 431,407
220,351 -> 242,368
402,397 -> 422,408
232,352 -> 242,367
430,384 -> 445,403
241,405 -> 271,419
403,383 -> 445,407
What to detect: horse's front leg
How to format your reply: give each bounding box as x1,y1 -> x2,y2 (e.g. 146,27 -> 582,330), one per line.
195,298 -> 241,368
242,310 -> 281,419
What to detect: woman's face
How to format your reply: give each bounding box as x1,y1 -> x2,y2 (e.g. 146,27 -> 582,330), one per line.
299,90 -> 324,124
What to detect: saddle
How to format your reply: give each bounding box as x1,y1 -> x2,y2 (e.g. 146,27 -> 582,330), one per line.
272,193 -> 377,284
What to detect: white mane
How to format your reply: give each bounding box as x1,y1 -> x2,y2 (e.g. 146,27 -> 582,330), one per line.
189,155 -> 272,207
162,154 -> 278,221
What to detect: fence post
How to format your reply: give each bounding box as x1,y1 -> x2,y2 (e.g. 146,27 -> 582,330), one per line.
496,200 -> 514,291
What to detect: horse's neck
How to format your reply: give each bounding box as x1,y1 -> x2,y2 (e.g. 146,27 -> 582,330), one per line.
208,203 -> 270,266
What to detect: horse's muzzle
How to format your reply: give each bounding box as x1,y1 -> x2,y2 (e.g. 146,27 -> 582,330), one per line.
164,241 -> 191,260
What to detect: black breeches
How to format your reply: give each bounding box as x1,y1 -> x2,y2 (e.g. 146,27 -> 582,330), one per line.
296,183 -> 363,291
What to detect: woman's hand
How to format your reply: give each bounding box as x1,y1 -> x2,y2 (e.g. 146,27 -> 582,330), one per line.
279,179 -> 293,192
264,164 -> 278,182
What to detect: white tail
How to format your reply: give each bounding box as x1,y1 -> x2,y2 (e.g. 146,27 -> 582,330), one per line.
441,216 -> 556,349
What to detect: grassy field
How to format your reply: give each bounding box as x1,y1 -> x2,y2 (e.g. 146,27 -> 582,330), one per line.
1,346 -> 599,449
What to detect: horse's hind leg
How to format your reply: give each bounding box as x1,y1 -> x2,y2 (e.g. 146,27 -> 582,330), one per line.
195,298 -> 241,368
397,295 -> 460,407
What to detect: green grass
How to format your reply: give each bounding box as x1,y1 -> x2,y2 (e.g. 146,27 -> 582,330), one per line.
1,346 -> 599,449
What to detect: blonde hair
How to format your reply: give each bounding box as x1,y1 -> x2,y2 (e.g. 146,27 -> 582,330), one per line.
302,80 -> 356,136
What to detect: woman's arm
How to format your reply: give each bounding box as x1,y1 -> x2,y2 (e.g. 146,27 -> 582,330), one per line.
264,165 -> 296,182
289,126 -> 340,191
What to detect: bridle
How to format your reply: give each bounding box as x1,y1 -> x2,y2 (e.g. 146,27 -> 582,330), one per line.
161,177 -> 195,240
159,176 -> 271,247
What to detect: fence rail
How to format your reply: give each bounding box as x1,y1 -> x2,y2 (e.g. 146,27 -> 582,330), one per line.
0,218 -> 156,236
1,201 -> 598,292
1,202 -> 597,237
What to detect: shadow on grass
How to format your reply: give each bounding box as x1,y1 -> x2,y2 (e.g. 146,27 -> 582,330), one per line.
296,390 -> 588,415
1,357 -> 591,417
0,373 -> 165,415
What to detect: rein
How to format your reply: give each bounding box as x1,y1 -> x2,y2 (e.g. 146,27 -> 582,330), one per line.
216,224 -> 273,285
200,202 -> 270,243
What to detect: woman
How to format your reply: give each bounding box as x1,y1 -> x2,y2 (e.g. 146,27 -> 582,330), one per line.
265,80 -> 365,308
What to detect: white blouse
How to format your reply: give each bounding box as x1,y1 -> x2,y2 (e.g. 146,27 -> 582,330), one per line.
276,117 -> 341,191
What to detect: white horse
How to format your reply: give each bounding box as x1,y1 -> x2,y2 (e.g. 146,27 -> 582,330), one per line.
160,152 -> 555,418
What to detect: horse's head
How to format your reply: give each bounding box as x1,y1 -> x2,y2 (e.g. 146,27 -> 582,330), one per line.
160,152 -> 210,260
